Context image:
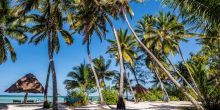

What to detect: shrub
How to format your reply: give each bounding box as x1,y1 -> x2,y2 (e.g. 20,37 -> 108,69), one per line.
167,87 -> 197,101
169,96 -> 180,101
102,88 -> 119,105
66,91 -> 89,107
136,90 -> 163,102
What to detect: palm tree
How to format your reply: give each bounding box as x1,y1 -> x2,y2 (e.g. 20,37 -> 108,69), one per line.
107,29 -> 137,102
27,1 -> 73,109
105,15 -> 126,110
64,63 -> 95,93
72,1 -> 126,108
0,0 -> 28,64
93,56 -> 115,88
70,0 -> 108,104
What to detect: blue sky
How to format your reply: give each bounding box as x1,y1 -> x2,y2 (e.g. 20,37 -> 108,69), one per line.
0,1 -> 201,96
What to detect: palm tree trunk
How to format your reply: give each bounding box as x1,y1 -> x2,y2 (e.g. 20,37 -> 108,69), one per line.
154,67 -> 170,102
123,13 -> 204,110
105,16 -> 125,109
44,63 -> 51,102
124,63 -> 136,102
178,47 -> 206,104
130,66 -> 139,84
87,43 -> 104,104
48,32 -> 58,110
178,47 -> 200,93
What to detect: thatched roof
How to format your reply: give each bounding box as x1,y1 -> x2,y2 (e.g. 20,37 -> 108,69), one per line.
132,84 -> 148,94
5,73 -> 44,93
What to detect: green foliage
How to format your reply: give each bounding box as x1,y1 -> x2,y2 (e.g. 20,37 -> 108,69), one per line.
64,63 -> 96,93
187,53 -> 220,109
163,0 -> 220,26
102,88 -> 119,105
136,90 -> 163,102
93,56 -> 115,88
25,0 -> 73,54
169,96 -> 180,101
135,89 -> 180,102
136,11 -> 188,56
0,0 -> 28,64
107,29 -> 137,66
66,91 -> 89,107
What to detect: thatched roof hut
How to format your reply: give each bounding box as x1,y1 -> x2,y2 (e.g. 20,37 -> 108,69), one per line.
132,84 -> 148,95
5,73 -> 44,103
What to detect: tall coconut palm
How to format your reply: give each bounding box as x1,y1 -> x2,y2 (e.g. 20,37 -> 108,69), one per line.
15,0 -> 73,109
72,1 -> 127,108
67,0 -> 125,107
27,1 -> 73,109
104,15 -> 126,110
70,0 -> 108,104
0,0 -> 28,64
93,56 -> 115,88
107,29 -> 137,102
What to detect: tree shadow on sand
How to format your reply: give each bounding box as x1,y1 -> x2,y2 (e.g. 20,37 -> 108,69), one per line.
147,103 -> 195,110
12,104 -> 69,110
0,104 -> 8,110
106,103 -> 194,110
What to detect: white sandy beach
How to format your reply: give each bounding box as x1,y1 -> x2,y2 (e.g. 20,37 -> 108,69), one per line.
0,101 -> 194,110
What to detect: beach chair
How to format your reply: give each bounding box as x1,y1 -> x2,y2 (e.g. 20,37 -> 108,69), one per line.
13,100 -> 22,103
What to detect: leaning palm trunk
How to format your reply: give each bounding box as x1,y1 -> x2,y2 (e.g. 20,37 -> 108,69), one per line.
105,16 -> 126,109
48,33 -> 58,110
124,64 -> 136,102
44,63 -> 51,102
154,67 -> 170,102
123,13 -> 204,110
130,66 -> 139,85
87,43 -> 104,104
178,47 -> 206,103
164,55 -> 199,97
178,47 -> 200,93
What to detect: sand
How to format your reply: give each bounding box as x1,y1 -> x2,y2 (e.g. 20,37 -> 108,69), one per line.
0,101 -> 194,110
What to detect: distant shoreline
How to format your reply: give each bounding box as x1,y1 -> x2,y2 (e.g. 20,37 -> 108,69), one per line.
0,95 -> 99,103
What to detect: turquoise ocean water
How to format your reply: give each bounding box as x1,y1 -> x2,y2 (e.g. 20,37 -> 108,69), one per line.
0,95 -> 99,103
